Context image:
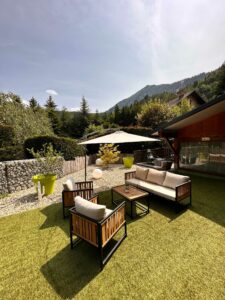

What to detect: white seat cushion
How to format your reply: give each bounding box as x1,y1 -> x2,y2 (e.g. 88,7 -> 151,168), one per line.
63,177 -> 76,191
146,168 -> 166,185
163,172 -> 189,190
125,178 -> 142,188
126,178 -> 176,201
74,196 -> 107,220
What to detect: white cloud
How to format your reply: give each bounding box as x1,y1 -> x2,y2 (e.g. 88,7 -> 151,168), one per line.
46,89 -> 58,96
68,107 -> 80,112
22,99 -> 29,106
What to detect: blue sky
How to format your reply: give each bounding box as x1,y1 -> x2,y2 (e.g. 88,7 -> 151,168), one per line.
0,0 -> 225,112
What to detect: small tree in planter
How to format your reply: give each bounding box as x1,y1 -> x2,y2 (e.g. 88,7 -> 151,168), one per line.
97,143 -> 120,168
28,143 -> 62,195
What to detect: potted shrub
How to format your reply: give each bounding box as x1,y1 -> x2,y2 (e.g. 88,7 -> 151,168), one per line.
28,143 -> 61,195
97,143 -> 120,168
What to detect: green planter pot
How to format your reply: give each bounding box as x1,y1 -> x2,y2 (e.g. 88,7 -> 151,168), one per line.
42,174 -> 57,196
32,174 -> 45,193
123,156 -> 134,168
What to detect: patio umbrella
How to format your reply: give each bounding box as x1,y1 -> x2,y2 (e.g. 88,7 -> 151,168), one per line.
79,131 -> 159,180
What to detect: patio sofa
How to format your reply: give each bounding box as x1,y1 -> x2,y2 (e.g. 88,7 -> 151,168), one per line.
125,167 -> 191,211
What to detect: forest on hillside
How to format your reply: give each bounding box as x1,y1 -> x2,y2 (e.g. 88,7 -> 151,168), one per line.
0,63 -> 224,161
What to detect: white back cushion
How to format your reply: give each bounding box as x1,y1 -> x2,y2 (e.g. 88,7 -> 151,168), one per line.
146,168 -> 166,185
163,172 -> 189,189
74,196 -> 106,220
63,177 -> 76,191
135,167 -> 149,181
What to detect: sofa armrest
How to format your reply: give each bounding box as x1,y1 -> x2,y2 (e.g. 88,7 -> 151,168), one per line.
88,194 -> 98,204
125,171 -> 136,180
175,181 -> 191,202
100,201 -> 126,247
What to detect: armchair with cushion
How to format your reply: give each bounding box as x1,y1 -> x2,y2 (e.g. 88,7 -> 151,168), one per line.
70,195 -> 127,269
62,178 -> 94,218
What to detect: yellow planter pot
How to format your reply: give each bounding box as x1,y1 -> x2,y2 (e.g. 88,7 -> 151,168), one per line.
42,174 -> 57,196
32,174 -> 45,193
123,157 -> 134,168
32,174 -> 57,195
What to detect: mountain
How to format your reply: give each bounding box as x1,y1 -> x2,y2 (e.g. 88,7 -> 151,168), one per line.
107,73 -> 206,112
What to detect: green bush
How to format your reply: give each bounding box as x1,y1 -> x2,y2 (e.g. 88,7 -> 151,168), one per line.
120,126 -> 152,137
0,101 -> 53,145
0,124 -> 14,147
24,136 -> 84,161
0,146 -> 25,161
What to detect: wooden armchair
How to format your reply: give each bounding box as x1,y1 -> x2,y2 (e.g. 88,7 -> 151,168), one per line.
62,181 -> 94,218
70,195 -> 127,270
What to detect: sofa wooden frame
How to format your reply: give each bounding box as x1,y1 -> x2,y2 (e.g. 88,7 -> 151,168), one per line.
62,181 -> 94,218
125,171 -> 192,212
69,195 -> 127,270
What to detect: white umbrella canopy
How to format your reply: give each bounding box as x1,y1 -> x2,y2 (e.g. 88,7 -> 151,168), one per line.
79,130 -> 159,145
79,131 -> 159,181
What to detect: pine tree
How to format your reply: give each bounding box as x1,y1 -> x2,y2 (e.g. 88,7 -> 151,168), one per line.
29,97 -> 39,110
93,109 -> 101,125
47,110 -> 61,134
45,96 -> 57,109
60,107 -> 70,135
114,104 -> 120,124
216,63 -> 225,94
44,96 -> 61,134
80,96 -> 89,117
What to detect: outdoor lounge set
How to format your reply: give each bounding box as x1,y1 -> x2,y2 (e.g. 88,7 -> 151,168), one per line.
125,166 -> 192,211
62,165 -> 192,269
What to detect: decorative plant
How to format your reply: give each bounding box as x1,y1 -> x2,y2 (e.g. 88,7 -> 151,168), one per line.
28,143 -> 62,175
97,143 -> 120,167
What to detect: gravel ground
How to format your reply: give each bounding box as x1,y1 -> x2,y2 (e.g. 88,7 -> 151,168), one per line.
0,164 -> 136,218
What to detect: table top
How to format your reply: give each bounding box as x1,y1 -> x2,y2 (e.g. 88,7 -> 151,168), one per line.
112,184 -> 149,201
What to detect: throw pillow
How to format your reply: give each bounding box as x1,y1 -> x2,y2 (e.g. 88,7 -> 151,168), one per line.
146,168 -> 166,185
135,167 -> 149,181
74,196 -> 106,220
162,172 -> 189,189
63,177 -> 76,191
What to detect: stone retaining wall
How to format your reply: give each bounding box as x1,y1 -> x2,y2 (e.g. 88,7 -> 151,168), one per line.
3,158 -> 64,193
0,157 -> 64,194
0,163 -> 8,194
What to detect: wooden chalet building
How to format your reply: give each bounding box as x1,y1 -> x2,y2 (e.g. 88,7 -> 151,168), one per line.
155,95 -> 225,176
168,90 -> 205,108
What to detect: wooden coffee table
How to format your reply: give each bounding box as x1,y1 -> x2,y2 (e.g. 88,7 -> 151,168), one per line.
111,184 -> 150,219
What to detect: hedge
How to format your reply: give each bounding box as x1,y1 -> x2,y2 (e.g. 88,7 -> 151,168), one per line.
24,136 -> 84,161
120,127 -> 152,137
0,146 -> 25,161
0,124 -> 14,147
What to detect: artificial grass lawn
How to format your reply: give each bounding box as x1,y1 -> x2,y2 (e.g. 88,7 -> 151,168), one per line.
0,174 -> 225,300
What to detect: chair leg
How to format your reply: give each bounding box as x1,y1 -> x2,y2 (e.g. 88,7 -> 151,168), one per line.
101,222 -> 127,269
174,201 -> 179,214
70,215 -> 73,249
62,195 -> 66,219
99,247 -> 104,270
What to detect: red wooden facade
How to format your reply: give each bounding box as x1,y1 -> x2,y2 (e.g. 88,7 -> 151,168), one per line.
176,111 -> 225,142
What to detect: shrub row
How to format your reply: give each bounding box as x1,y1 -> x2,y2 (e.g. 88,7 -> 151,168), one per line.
120,126 -> 152,137
24,135 -> 84,161
0,146 -> 24,161
0,124 -> 14,147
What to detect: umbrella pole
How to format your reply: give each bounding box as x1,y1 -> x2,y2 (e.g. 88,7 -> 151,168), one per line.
85,146 -> 87,181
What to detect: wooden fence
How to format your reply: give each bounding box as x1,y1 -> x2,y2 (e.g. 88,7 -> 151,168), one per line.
63,156 -> 89,176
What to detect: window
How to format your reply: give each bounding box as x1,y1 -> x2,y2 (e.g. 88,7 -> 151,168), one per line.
179,141 -> 225,175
